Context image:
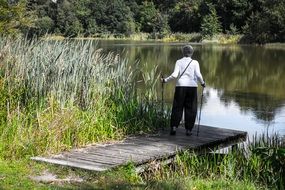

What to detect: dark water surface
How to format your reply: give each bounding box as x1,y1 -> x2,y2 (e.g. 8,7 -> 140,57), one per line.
97,40 -> 285,138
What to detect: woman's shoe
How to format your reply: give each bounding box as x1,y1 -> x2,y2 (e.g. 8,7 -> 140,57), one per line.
170,127 -> 176,135
186,129 -> 192,136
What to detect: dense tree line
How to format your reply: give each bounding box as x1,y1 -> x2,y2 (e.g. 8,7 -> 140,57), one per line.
1,0 -> 285,43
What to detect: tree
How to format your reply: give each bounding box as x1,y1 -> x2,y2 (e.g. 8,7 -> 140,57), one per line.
27,0 -> 62,35
155,13 -> 170,37
0,0 -> 35,36
200,6 -> 222,38
85,18 -> 97,36
138,1 -> 158,33
215,0 -> 251,32
89,0 -> 136,35
73,0 -> 95,36
137,1 -> 169,36
169,0 -> 202,33
35,16 -> 54,35
242,0 -> 285,43
53,0 -> 83,37
8,0 -> 285,42
153,0 -> 178,12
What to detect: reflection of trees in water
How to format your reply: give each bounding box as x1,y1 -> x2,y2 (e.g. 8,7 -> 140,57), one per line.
219,91 -> 284,124
198,88 -> 210,109
198,45 -> 285,98
196,45 -> 285,123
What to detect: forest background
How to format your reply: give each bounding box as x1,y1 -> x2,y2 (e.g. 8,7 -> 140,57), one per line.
1,0 -> 285,44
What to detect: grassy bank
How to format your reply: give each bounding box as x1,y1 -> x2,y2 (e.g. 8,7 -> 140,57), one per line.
1,134 -> 284,190
93,32 -> 242,44
45,32 -> 242,44
0,159 -> 256,190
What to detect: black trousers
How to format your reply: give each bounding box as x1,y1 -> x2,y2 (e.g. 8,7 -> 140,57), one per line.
170,87 -> 197,131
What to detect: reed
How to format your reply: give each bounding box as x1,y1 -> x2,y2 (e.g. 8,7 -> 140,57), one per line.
0,37 -> 167,159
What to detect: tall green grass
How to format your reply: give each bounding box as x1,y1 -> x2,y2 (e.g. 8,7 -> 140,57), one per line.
0,37 -> 166,159
141,134 -> 285,190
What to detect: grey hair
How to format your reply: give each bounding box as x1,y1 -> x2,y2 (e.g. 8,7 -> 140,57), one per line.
182,45 -> 194,57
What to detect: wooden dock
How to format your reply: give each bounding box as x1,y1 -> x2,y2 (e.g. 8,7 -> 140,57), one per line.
31,125 -> 247,172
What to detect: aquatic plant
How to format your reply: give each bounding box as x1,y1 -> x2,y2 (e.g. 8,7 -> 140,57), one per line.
0,37 -> 167,159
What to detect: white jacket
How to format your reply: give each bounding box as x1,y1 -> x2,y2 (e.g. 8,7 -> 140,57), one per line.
164,57 -> 204,87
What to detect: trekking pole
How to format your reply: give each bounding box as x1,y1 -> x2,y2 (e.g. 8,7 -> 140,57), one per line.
161,74 -> 165,128
197,86 -> 204,136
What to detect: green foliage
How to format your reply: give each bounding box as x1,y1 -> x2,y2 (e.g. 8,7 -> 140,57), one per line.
56,0 -> 83,37
163,33 -> 203,42
215,0 -> 251,32
201,6 -> 222,38
138,2 -> 158,33
169,1 -> 202,33
85,18 -> 97,36
226,24 -> 239,35
245,136 -> 285,189
86,0 -> 136,35
136,1 -> 170,38
120,162 -> 142,183
0,0 -> 35,36
242,0 -> 285,44
65,18 -> 84,37
35,16 -> 54,34
0,0 -> 277,42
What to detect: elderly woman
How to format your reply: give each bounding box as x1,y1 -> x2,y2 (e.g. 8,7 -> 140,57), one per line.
162,45 -> 205,136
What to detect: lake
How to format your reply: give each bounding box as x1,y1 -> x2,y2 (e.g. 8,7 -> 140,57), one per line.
97,40 -> 285,139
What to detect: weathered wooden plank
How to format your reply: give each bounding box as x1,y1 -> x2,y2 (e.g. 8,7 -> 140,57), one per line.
192,125 -> 246,136
80,140 -> 203,165
160,129 -> 239,139
129,135 -> 213,146
31,125 -> 247,172
89,144 -> 179,156
61,152 -> 126,165
64,156 -> 120,168
98,149 -> 158,162
106,145 -> 177,159
146,137 -> 216,148
99,146 -> 181,160
86,149 -> 153,161
78,145 -> 178,165
158,125 -> 245,137
32,156 -> 109,171
51,155 -> 117,168
70,151 -> 127,162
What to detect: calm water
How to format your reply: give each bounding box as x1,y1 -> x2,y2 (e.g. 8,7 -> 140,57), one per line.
97,40 -> 285,138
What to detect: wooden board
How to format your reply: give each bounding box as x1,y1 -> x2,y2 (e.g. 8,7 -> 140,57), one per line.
31,125 -> 247,171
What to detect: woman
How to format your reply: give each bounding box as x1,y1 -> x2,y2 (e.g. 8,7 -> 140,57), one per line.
161,45 -> 205,136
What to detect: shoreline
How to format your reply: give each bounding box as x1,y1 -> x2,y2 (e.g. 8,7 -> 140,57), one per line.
42,33 -> 241,44
42,33 -> 285,47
